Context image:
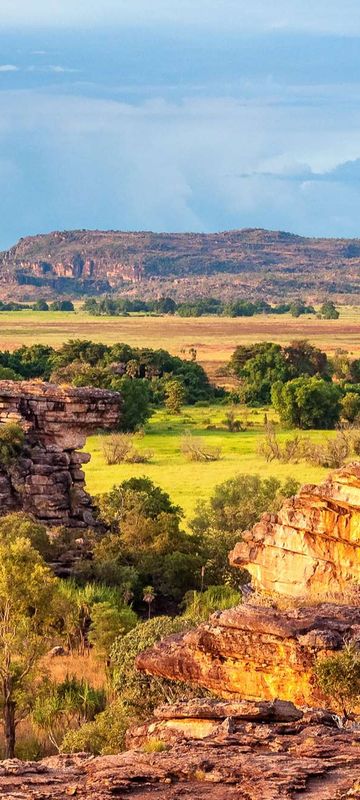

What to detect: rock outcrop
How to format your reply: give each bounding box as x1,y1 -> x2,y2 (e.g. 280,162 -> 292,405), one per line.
2,711 -> 360,798
3,227 -> 360,302
0,381 -> 121,527
136,603 -> 360,707
229,463 -> 360,598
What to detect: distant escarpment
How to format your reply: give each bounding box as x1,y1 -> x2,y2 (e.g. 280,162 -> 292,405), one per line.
2,227 -> 360,301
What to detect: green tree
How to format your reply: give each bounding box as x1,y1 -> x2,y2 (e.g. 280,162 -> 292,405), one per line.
0,534 -> 56,757
164,378 -> 186,414
33,299 -> 49,311
272,376 -> 342,429
229,342 -> 288,404
96,479 -> 201,600
113,376 -> 151,431
191,474 -> 299,586
88,602 -> 137,657
49,300 -> 74,311
284,340 -> 330,380
319,300 -> 340,319
341,392 -> 360,423
314,643 -> 360,719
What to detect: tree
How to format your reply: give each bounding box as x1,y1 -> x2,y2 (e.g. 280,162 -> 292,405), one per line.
319,300 -> 340,320
112,376 -> 151,431
190,474 -> 299,586
88,602 -> 137,657
49,300 -> 75,312
314,643 -> 360,719
0,533 -> 56,757
96,479 -> 201,600
164,378 -> 186,414
229,343 -> 289,404
341,392 -> 360,423
33,299 -> 49,311
142,586 -> 155,620
272,376 -> 342,429
283,340 -> 330,380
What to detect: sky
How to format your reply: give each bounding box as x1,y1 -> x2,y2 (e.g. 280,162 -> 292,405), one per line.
0,1 -> 360,248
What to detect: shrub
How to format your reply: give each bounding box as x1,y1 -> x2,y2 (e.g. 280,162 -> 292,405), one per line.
32,677 -> 106,751
182,585 -> 242,623
306,430 -> 351,468
181,432 -> 221,462
164,378 -> 186,414
314,643 -> 360,718
341,392 -> 360,423
0,423 -> 25,467
102,433 -> 153,465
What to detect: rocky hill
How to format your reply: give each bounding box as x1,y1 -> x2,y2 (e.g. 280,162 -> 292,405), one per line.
1,227 -> 360,301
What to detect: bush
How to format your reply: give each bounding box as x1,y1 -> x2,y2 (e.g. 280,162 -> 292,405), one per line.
0,423 -> 25,468
181,432 -> 221,462
314,643 -> 360,718
341,392 -> 360,423
102,433 -> 153,464
182,585 -> 243,623
272,376 -> 342,429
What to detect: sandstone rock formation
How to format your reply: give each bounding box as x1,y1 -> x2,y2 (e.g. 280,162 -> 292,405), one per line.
2,711 -> 359,798
230,463 -> 360,599
0,380 -> 121,527
136,603 -> 360,707
3,227 -> 360,301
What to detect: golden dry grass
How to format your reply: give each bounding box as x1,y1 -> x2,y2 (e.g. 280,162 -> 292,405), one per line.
0,308 -> 360,377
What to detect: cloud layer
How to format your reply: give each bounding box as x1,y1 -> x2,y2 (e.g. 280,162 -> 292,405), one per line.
1,1 -> 360,34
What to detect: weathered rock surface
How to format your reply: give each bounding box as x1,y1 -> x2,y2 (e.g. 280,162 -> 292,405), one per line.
1,715 -> 359,798
3,227 -> 360,302
136,603 -> 360,707
230,463 -> 360,598
0,381 -> 121,527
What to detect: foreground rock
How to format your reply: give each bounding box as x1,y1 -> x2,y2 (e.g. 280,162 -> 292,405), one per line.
0,381 -> 121,527
136,603 -> 360,707
230,463 -> 360,599
1,714 -> 359,799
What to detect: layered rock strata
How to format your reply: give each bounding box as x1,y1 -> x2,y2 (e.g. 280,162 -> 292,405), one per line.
0,381 -> 121,527
230,463 -> 360,598
2,711 -> 360,799
136,603 -> 360,707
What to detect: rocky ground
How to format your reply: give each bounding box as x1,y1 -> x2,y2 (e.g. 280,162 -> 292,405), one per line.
1,703 -> 359,799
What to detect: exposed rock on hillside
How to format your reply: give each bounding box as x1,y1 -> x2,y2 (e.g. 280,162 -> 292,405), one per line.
2,227 -> 360,301
230,463 -> 360,598
2,712 -> 360,798
0,380 -> 121,527
136,603 -> 360,707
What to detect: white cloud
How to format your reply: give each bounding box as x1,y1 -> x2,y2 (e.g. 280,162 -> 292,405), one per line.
0,65 -> 19,72
1,0 -> 360,35
1,87 -> 360,243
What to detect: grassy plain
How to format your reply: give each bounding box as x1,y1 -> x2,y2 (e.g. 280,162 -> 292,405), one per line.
85,405 -> 334,521
0,307 -> 360,381
0,306 -> 354,515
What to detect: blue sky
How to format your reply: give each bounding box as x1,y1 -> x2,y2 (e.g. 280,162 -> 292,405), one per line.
1,1 -> 360,248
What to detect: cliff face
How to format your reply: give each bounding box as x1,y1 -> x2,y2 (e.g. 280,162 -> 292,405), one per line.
0,381 -> 121,527
230,463 -> 360,599
2,227 -> 360,300
136,603 -> 360,707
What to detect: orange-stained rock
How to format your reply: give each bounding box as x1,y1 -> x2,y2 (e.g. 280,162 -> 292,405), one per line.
230,463 -> 360,598
136,603 -> 360,707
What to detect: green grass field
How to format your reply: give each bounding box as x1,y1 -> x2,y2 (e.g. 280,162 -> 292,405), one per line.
84,404 -> 334,522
